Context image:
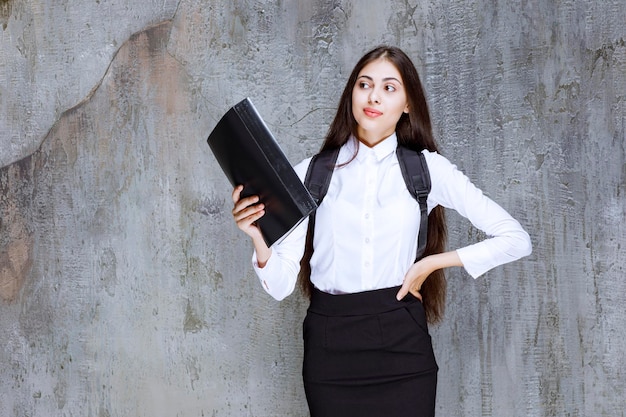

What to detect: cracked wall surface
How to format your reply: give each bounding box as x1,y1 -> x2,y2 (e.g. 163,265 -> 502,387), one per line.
0,0 -> 180,167
1,0 -> 625,416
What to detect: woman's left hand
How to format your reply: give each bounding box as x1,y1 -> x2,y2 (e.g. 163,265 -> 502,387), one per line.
396,258 -> 433,301
396,251 -> 464,301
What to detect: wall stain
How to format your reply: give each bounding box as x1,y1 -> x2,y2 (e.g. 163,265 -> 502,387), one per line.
186,356 -> 201,390
193,194 -> 224,217
0,157 -> 34,303
183,300 -> 206,334
0,232 -> 32,302
98,248 -> 118,297
589,37 -> 625,75
0,0 -> 11,31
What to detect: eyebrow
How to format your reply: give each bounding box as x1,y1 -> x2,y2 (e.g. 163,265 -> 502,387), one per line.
357,75 -> 403,85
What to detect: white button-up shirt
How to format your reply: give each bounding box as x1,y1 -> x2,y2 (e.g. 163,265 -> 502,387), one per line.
253,134 -> 532,300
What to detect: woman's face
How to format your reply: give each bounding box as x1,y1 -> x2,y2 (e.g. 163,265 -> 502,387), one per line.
351,58 -> 409,147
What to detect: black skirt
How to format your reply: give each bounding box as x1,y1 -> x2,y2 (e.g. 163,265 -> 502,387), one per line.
302,286 -> 438,417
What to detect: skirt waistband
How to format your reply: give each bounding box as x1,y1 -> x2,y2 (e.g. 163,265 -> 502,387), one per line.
308,285 -> 420,316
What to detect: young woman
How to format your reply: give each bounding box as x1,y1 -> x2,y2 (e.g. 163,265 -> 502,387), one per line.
231,46 -> 532,417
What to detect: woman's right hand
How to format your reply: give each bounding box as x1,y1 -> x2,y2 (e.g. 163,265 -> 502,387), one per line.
231,185 -> 272,267
231,185 -> 265,240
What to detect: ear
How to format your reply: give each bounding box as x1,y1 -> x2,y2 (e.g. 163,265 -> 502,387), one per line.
403,103 -> 409,114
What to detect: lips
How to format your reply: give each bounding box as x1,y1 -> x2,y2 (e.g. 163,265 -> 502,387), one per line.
363,107 -> 383,118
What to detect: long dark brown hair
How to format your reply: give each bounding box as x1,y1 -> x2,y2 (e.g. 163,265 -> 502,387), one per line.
299,46 -> 448,324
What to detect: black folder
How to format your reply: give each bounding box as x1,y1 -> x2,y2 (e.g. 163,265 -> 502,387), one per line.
207,98 -> 317,247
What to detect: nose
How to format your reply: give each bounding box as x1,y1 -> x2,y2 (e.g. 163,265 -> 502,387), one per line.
368,89 -> 380,104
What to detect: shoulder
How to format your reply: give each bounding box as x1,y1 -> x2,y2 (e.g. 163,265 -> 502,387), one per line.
419,149 -> 472,192
420,149 -> 458,174
293,142 -> 352,182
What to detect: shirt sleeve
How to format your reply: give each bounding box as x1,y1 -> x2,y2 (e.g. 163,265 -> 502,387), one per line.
251,157 -> 313,300
424,151 -> 532,278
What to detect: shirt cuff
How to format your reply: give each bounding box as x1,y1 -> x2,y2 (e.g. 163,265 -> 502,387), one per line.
456,245 -> 498,279
251,251 -> 295,300
252,250 -> 274,285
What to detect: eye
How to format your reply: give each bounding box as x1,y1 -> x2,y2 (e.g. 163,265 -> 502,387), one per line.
358,81 -> 371,89
385,84 -> 397,92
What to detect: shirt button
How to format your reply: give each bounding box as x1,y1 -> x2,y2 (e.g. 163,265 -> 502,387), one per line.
364,213 -> 370,219
365,238 -> 370,244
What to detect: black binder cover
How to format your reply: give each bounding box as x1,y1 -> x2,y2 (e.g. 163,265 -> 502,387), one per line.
207,98 -> 317,247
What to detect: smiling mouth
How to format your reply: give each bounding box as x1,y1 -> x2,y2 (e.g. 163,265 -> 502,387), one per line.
363,108 -> 383,117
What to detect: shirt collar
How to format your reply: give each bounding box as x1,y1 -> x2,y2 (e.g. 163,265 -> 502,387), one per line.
350,133 -> 398,163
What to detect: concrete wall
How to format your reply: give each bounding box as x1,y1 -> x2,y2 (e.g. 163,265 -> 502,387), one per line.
1,0 -> 624,416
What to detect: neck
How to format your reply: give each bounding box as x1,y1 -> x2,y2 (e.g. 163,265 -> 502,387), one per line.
356,129 -> 393,148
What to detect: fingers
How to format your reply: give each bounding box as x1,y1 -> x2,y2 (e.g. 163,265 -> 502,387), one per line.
232,186 -> 262,218
396,281 -> 411,300
397,259 -> 431,301
409,288 -> 423,301
231,186 -> 265,236
232,185 -> 257,207
396,284 -> 422,301
232,198 -> 264,223
396,277 -> 422,301
231,185 -> 243,203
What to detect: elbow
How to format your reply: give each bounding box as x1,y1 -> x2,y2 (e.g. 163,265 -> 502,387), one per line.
518,229 -> 533,258
270,290 -> 290,302
263,279 -> 296,301
501,228 -> 532,261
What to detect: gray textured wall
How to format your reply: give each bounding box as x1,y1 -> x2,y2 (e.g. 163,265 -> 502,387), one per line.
1,1 -> 624,416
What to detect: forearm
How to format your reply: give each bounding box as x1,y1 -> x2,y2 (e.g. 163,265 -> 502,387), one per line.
423,250 -> 463,273
397,250 -> 464,300
252,234 -> 272,268
251,216 -> 309,301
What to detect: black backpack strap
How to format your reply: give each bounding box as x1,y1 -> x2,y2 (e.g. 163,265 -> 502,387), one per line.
304,148 -> 340,205
300,148 -> 340,295
396,146 -> 431,262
